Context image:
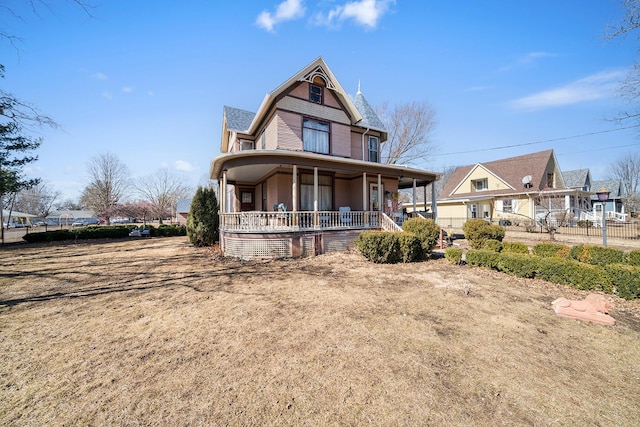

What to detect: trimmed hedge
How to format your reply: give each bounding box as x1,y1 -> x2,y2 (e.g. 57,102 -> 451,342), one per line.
22,224 -> 186,243
465,248 -> 640,299
532,242 -> 570,258
496,252 -> 538,278
502,241 -> 529,254
626,249 -> 640,267
482,239 -> 503,252
400,217 -> 441,257
355,231 -> 423,264
605,264 -> 640,300
444,247 -> 463,265
462,218 -> 505,249
569,244 -> 625,266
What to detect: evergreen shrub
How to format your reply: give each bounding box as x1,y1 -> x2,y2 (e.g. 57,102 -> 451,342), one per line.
444,247 -> 463,265
401,217 -> 441,257
532,242 -> 570,258
462,218 -> 505,249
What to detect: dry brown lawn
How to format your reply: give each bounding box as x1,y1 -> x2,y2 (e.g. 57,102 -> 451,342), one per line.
1,237 -> 640,426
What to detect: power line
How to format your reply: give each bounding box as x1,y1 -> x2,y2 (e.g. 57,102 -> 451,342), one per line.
435,124 -> 640,156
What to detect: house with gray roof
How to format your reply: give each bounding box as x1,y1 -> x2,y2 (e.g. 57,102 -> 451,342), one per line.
591,179 -> 627,221
210,57 -> 438,259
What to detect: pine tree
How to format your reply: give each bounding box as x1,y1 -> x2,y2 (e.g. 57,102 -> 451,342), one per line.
186,186 -> 219,246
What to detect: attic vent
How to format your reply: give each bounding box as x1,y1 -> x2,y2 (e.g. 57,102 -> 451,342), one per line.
301,66 -> 336,90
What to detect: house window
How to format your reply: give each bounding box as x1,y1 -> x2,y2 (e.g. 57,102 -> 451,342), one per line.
368,136 -> 379,162
240,140 -> 254,151
300,173 -> 333,211
303,118 -> 329,154
472,179 -> 488,191
310,84 -> 323,104
502,199 -> 513,213
547,172 -> 554,188
260,131 -> 266,150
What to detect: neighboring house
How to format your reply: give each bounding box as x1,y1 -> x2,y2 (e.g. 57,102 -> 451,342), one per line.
176,198 -> 192,225
426,149 -> 592,225
591,179 -> 627,221
209,57 -> 438,258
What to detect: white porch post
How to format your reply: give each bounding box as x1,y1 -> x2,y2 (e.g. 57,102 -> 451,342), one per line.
314,167 -> 319,227
377,174 -> 382,212
292,164 -> 298,227
362,172 -> 367,211
222,170 -> 227,214
431,181 -> 438,221
413,179 -> 417,216
292,165 -> 298,211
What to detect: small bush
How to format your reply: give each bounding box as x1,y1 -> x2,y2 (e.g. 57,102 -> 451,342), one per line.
462,219 -> 505,249
625,249 -> 640,267
569,244 -> 625,266
156,224 -> 187,237
496,252 -> 538,278
502,241 -> 529,254
577,220 -> 594,228
401,218 -> 441,257
536,257 -> 612,292
605,264 -> 640,300
355,231 -> 401,264
397,233 -> 422,263
482,239 -> 503,252
532,242 -> 570,258
465,249 -> 501,269
444,247 -> 463,265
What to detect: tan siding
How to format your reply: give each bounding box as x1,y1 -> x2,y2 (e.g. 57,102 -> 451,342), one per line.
331,123 -> 351,157
350,132 -> 363,160
278,96 -> 350,124
265,117 -> 279,150
334,177 -> 351,208
276,110 -> 303,151
323,88 -> 341,109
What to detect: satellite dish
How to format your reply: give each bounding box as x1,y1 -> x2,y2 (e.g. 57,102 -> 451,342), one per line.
522,175 -> 533,188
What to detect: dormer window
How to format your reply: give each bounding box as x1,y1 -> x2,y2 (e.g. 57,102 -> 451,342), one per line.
310,84 -> 323,104
472,178 -> 488,192
240,140 -> 254,151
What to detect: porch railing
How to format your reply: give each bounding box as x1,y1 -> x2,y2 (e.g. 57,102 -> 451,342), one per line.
221,210 -> 384,232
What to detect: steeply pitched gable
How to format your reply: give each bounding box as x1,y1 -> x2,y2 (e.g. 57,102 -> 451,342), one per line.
562,169 -> 591,190
439,149 -> 560,199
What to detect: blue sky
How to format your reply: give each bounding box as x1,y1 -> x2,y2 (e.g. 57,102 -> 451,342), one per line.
2,0 -> 638,201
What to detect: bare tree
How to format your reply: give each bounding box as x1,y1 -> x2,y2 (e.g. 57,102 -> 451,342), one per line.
135,169 -> 192,224
12,182 -> 60,217
608,151 -> 640,214
606,0 -> 640,123
376,101 -> 437,165
81,153 -> 131,222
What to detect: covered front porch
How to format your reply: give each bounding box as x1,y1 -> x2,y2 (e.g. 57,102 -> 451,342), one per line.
210,151 -> 439,258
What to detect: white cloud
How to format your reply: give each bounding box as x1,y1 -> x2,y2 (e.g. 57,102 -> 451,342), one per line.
122,86 -> 133,93
160,161 -> 169,169
510,70 -> 624,110
256,0 -> 305,32
175,160 -> 197,172
93,72 -> 108,80
101,91 -> 113,100
315,0 -> 395,29
147,90 -> 155,96
498,51 -> 556,72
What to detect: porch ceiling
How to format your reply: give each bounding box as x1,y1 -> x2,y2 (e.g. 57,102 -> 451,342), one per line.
211,151 -> 439,186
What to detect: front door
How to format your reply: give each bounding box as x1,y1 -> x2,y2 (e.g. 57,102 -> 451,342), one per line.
240,190 -> 255,211
370,183 -> 383,211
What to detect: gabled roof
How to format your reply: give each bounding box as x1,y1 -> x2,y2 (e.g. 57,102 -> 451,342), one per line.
248,57 -> 363,134
562,169 -> 590,189
439,149 -> 559,199
591,179 -> 624,199
221,57 -> 388,152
